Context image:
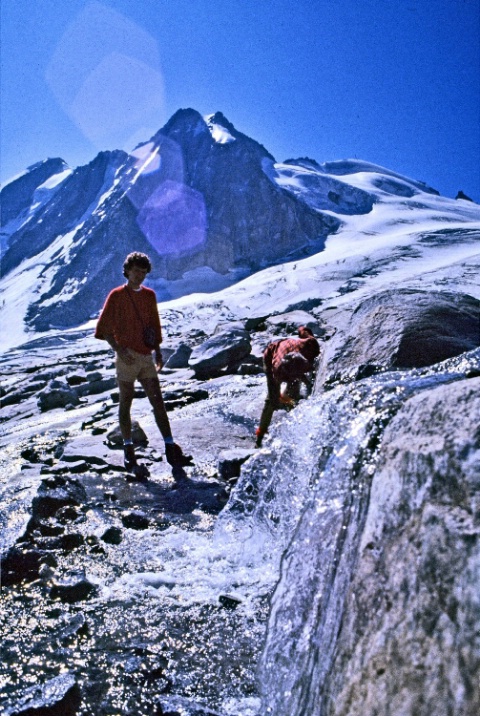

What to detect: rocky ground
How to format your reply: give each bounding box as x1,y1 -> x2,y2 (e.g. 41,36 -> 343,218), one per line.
1,286 -> 479,716
0,320 -> 279,716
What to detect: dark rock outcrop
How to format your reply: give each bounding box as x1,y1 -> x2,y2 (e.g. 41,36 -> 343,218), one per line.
322,289 -> 480,385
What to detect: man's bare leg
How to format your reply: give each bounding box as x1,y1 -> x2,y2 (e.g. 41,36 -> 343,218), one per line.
139,376 -> 172,439
140,376 -> 193,467
118,380 -> 135,440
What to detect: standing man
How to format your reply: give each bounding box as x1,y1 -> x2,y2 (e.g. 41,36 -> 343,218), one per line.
95,252 -> 193,474
255,326 -> 320,447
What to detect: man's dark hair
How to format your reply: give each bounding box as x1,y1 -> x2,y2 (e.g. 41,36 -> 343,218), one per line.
123,252 -> 152,278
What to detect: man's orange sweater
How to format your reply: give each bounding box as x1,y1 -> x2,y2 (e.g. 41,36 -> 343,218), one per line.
95,285 -> 162,355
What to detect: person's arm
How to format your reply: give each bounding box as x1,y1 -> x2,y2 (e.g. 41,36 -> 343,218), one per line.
104,333 -> 135,365
154,345 -> 163,371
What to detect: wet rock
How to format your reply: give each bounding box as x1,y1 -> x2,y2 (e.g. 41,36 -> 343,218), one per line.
4,672 -> 81,716
101,526 -> 123,545
57,613 -> 88,641
35,533 -> 84,552
56,505 -> 82,524
188,327 -> 251,378
50,574 -> 98,603
218,448 -> 255,482
260,375 -> 480,716
31,476 -> 87,520
219,593 -> 243,609
121,511 -> 150,530
30,519 -> 64,537
165,343 -> 192,368
0,546 -> 46,586
323,289 -> 480,384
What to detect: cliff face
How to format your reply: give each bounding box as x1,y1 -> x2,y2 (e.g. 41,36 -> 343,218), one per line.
254,289 -> 480,716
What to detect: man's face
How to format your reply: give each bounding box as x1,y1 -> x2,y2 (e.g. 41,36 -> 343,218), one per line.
126,264 -> 149,288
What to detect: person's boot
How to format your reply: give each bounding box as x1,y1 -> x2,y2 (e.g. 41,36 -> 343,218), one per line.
165,443 -> 194,467
124,443 -> 149,479
123,443 -> 137,471
255,428 -> 266,448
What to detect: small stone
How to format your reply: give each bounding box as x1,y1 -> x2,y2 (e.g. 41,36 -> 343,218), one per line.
50,575 -> 97,603
121,511 -> 150,530
219,593 -> 243,609
101,526 -> 123,545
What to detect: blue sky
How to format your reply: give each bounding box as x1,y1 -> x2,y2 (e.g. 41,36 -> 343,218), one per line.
1,0 -> 479,200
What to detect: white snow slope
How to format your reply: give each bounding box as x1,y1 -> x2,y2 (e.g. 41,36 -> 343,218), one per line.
1,160 -> 479,352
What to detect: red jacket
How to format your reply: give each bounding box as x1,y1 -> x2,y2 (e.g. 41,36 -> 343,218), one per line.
264,335 -> 320,382
95,285 -> 162,355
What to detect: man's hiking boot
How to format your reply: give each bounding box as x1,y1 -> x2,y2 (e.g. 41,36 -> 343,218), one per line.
255,427 -> 266,448
165,443 -> 194,468
123,444 -> 137,472
124,444 -> 149,480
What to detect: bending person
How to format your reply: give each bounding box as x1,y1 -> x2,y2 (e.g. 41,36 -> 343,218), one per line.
256,326 -> 320,447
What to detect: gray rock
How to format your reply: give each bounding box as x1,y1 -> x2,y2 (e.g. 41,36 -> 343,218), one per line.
106,421 -> 148,447
260,375 -> 480,716
74,376 -> 117,397
37,379 -> 80,411
165,342 -> 192,368
322,289 -> 480,384
325,377 -> 480,716
188,327 -> 251,378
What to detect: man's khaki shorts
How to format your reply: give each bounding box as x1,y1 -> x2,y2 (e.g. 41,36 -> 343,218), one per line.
115,350 -> 157,383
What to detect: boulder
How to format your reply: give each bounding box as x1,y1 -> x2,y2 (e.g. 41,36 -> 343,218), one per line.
106,421 -> 148,447
37,379 -> 80,411
323,289 -> 480,384
165,343 -> 193,369
188,327 -> 251,378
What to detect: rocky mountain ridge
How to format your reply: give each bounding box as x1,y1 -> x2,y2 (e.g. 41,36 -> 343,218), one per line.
2,107 -> 469,346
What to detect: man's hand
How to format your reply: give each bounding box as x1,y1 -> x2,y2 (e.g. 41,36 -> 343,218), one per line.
117,346 -> 135,365
155,348 -> 163,372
